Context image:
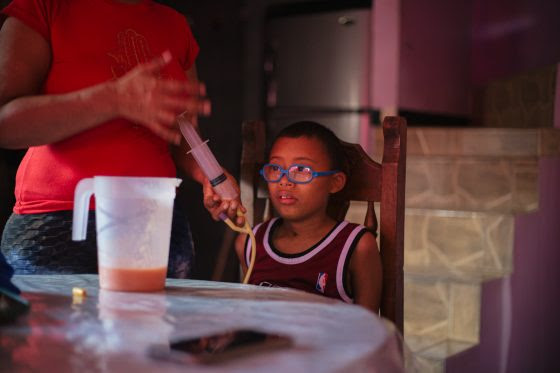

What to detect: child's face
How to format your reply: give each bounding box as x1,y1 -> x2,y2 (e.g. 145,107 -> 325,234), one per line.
267,136 -> 345,222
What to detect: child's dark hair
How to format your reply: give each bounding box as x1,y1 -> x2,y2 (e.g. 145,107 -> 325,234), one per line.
273,121 -> 347,174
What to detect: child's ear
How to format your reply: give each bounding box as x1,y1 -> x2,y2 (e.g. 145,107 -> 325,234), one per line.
329,172 -> 346,194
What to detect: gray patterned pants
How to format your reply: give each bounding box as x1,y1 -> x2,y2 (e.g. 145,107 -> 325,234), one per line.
1,204 -> 194,279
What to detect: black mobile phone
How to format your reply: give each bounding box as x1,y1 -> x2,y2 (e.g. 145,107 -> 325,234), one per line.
149,329 -> 292,364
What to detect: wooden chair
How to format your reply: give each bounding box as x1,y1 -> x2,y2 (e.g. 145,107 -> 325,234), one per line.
239,117 -> 407,333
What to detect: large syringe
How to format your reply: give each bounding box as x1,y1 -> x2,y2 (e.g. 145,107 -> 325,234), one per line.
177,112 -> 238,200
176,112 -> 256,284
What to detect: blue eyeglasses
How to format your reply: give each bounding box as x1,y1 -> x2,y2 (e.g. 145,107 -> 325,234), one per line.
260,163 -> 339,184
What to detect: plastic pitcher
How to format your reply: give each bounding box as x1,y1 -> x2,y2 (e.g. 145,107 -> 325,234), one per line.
72,176 -> 181,292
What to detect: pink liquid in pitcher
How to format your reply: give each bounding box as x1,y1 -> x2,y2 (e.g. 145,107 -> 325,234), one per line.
99,267 -> 167,292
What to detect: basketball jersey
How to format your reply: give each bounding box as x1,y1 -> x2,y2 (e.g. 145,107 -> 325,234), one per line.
244,218 -> 368,303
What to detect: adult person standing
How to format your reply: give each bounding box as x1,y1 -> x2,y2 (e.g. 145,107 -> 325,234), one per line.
0,0 -> 243,277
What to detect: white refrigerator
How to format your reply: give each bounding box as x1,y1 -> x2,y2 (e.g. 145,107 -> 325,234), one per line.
264,2 -> 375,149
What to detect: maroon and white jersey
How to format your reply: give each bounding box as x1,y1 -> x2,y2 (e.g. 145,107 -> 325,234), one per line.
244,218 -> 368,303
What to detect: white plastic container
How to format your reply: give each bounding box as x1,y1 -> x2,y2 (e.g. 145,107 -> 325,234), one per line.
72,176 -> 181,291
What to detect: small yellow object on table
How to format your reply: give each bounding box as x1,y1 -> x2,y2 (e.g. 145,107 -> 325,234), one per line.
72,287 -> 87,297
72,287 -> 87,305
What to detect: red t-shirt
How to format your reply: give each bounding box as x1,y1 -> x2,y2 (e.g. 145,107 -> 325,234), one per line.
2,0 -> 199,214
245,218 -> 368,303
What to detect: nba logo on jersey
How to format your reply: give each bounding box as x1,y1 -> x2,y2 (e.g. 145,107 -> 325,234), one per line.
316,272 -> 328,293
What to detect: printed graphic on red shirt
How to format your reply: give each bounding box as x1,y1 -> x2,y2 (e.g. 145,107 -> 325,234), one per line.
108,29 -> 154,79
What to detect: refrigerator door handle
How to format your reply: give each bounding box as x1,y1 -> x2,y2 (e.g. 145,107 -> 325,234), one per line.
337,16 -> 356,26
264,44 -> 278,108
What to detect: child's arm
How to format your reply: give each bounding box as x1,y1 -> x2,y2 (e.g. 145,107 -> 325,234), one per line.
349,231 -> 382,313
234,233 -> 249,276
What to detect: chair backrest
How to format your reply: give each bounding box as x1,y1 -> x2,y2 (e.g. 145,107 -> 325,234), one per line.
239,117 -> 407,333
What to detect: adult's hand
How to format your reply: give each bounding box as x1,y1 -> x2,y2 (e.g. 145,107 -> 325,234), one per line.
202,170 -> 246,227
113,51 -> 210,145
0,20 -> 210,149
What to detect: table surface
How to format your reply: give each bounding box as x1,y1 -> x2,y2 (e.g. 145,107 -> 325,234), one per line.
1,275 -> 405,372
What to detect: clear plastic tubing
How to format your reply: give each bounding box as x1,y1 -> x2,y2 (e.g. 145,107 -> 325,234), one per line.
176,112 -> 239,202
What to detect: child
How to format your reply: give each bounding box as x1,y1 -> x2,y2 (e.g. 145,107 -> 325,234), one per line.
235,121 -> 382,312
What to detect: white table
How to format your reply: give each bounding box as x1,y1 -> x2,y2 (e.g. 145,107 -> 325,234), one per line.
1,275 -> 405,372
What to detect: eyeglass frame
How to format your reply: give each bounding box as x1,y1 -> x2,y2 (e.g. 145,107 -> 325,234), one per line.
259,163 -> 340,184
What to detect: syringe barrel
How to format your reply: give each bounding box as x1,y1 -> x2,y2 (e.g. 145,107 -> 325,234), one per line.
189,144 -> 238,200
177,113 -> 204,149
177,113 -> 239,200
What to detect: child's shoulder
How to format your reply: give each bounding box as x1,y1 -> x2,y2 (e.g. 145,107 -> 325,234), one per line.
340,220 -> 371,232
341,220 -> 363,228
339,220 -> 377,242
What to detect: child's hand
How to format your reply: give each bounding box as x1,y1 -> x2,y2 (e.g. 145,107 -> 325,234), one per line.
202,171 -> 246,227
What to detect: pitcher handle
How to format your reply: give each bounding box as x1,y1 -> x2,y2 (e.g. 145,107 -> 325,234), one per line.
72,178 -> 94,241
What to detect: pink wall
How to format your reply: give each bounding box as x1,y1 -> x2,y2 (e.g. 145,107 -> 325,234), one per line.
446,3 -> 560,369
554,63 -> 560,128
371,0 -> 401,112
447,157 -> 560,372
398,0 -> 471,115
471,0 -> 560,86
389,0 -> 560,117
